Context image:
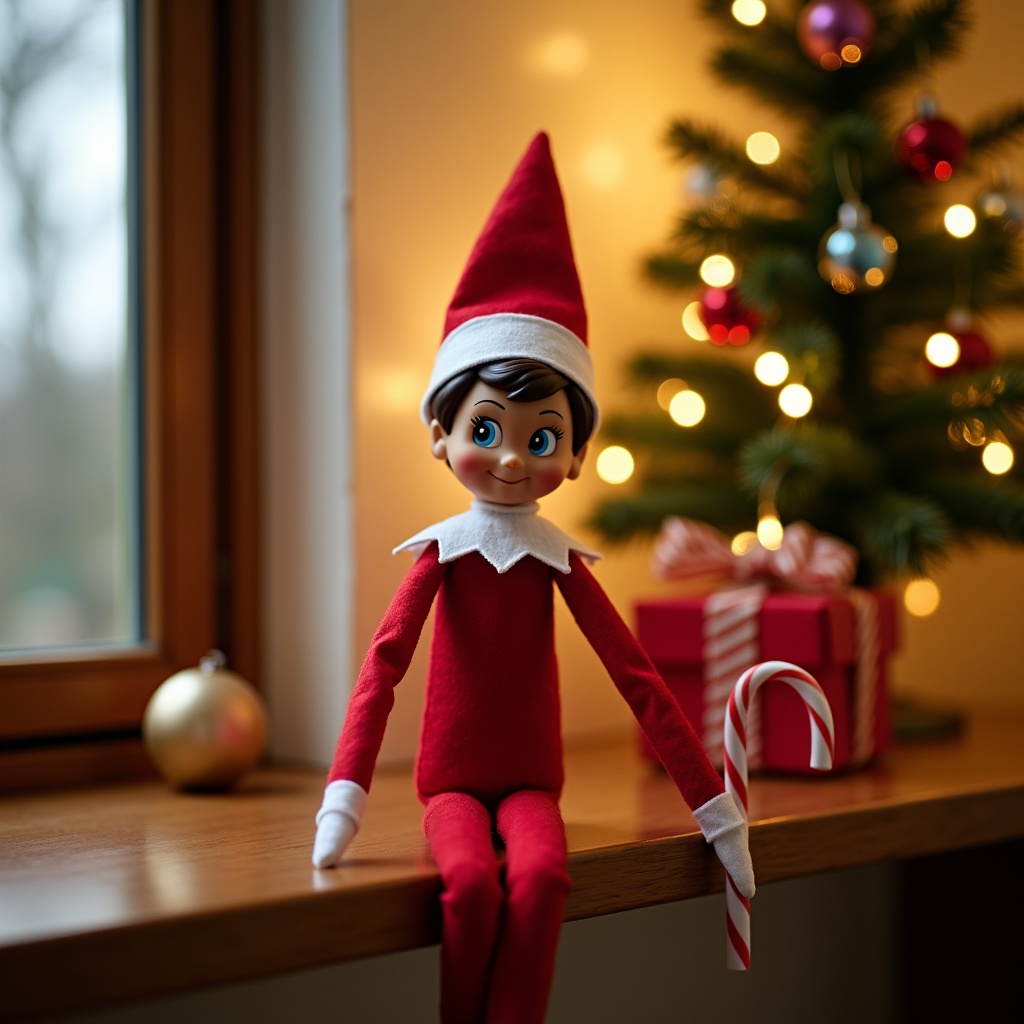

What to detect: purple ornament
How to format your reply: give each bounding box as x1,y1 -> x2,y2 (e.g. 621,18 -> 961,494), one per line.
797,0 -> 876,71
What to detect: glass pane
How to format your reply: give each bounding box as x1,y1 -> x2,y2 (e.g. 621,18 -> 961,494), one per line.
0,0 -> 138,650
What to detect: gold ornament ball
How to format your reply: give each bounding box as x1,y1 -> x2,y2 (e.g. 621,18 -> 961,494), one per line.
143,650 -> 269,790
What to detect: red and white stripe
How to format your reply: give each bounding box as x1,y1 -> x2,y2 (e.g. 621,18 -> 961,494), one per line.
723,661 -> 835,970
701,582 -> 767,769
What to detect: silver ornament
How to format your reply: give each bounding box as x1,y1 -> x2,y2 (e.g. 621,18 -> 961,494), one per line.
977,185 -> 1024,235
818,201 -> 897,293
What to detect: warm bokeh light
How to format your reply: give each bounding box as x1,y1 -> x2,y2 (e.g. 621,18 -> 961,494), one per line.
581,142 -> 624,189
841,43 -> 863,64
745,131 -> 780,165
925,331 -> 960,368
532,32 -> 589,76
595,445 -> 635,484
731,530 -> 758,556
982,440 -> 1014,474
657,378 -> 686,410
904,578 -> 941,617
944,204 -> 977,238
731,0 -> 766,26
778,382 -> 812,417
756,514 -> 784,551
681,300 -> 711,341
754,351 -> 789,386
699,254 -> 736,287
669,389 -> 706,427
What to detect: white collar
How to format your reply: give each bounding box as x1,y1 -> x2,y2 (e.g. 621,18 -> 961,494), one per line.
393,500 -> 602,574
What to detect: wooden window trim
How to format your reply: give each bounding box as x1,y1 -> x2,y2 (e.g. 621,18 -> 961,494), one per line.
0,0 -> 259,791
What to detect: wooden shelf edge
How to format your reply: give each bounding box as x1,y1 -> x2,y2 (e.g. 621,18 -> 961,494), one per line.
4,710 -> 1024,1022
4,782 -> 1024,1022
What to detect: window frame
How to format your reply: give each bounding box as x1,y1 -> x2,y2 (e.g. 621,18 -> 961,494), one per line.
0,0 -> 259,791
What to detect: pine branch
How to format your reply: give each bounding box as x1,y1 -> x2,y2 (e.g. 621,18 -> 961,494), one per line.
642,253 -> 702,291
624,352 -> 769,401
865,363 -> 1024,439
866,0 -> 972,98
667,206 -> 819,266
600,411 -> 743,455
588,482 -> 754,543
664,120 -> 807,200
742,248 -> 826,317
738,424 -> 880,506
917,471 -> 1024,541
805,113 -> 895,195
964,101 -> 1024,165
764,321 -> 843,391
709,42 -> 828,118
851,489 -> 953,577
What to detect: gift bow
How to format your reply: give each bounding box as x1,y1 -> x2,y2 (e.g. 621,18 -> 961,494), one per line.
652,517 -> 858,593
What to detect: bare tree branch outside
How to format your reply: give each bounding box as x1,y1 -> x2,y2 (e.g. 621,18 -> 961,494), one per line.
0,0 -> 134,649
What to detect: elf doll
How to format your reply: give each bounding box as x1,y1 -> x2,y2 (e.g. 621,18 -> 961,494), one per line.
312,133 -> 754,1024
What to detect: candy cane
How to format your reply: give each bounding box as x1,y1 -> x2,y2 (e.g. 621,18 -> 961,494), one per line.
723,660 -> 835,971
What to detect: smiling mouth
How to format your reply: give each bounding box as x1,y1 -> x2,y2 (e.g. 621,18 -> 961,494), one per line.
488,471 -> 528,485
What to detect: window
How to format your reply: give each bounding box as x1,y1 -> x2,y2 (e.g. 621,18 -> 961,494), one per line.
0,0 -> 258,790
1,0 -> 136,651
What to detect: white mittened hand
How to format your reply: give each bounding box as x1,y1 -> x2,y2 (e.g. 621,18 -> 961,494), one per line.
692,791 -> 755,898
312,780 -> 368,868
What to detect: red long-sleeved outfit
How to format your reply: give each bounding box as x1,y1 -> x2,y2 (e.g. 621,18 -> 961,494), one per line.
327,543 -> 724,1023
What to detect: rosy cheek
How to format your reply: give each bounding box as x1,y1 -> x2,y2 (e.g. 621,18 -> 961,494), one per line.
452,449 -> 490,477
533,462 -> 569,492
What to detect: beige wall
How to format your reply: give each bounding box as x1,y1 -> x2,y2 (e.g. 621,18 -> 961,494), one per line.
350,0 -> 1024,769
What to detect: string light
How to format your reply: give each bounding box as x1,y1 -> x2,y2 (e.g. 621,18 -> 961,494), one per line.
982,439 -> 1014,474
745,131 -> 780,165
699,254 -> 736,288
731,531 -> 758,556
778,382 -> 813,417
595,445 -> 635,484
731,0 -> 766,26
754,351 -> 789,386
944,204 -> 977,238
669,389 -> 706,427
756,513 -> 784,550
657,378 -> 686,409
925,330 -> 960,368
682,301 -> 710,341
904,578 -> 940,617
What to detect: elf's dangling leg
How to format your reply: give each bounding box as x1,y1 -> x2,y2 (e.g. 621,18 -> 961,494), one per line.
424,791 -> 504,1024
485,789 -> 571,1024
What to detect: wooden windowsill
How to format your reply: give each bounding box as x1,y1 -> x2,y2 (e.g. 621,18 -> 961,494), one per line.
3,707 -> 1024,1022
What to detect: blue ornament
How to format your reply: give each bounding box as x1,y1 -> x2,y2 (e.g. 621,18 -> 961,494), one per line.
818,201 -> 897,293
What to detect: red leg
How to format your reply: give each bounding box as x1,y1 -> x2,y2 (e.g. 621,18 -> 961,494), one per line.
485,790 -> 571,1024
424,792 -> 504,1024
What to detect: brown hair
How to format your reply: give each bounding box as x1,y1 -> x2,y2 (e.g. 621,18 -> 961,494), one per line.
429,358 -> 594,454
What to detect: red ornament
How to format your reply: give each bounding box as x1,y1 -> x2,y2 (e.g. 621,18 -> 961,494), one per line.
797,0 -> 875,71
897,100 -> 966,182
699,285 -> 760,346
926,316 -> 995,379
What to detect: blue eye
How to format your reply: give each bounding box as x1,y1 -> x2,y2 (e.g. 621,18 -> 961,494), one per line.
529,428 -> 560,457
471,417 -> 502,448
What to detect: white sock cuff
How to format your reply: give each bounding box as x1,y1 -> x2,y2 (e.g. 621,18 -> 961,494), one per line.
692,791 -> 746,843
316,779 -> 368,827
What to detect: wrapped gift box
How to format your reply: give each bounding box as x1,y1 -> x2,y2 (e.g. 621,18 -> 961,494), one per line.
636,590 -> 898,773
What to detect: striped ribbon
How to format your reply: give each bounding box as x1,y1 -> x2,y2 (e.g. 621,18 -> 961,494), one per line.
701,582 -> 767,769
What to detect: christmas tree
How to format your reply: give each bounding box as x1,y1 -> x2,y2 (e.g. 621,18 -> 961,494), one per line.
590,0 -> 1024,584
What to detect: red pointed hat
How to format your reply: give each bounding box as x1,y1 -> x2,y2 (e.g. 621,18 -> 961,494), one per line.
421,133 -> 598,436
